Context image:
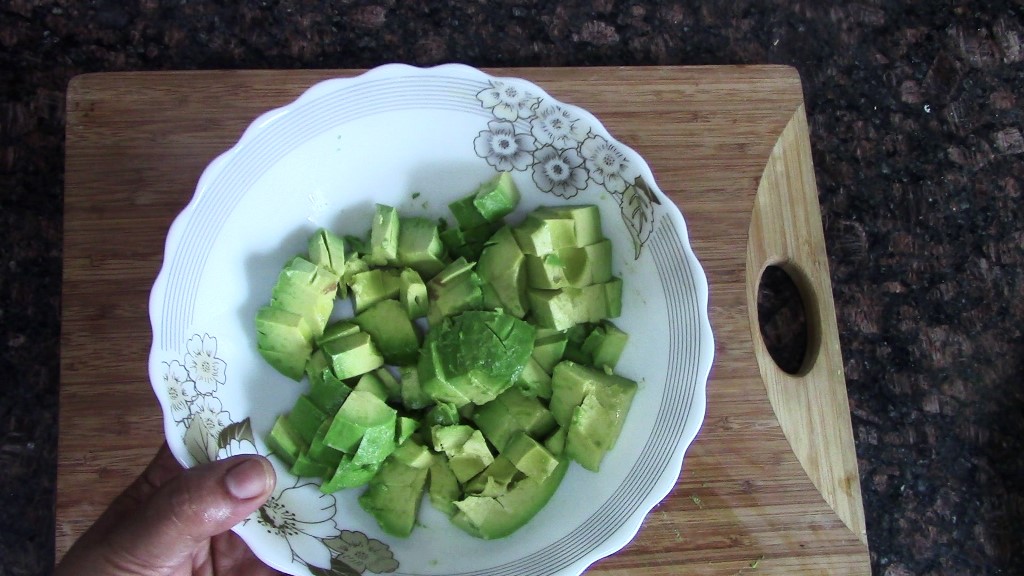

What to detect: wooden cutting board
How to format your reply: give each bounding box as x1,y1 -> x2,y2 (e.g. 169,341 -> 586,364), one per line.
59,66 -> 870,574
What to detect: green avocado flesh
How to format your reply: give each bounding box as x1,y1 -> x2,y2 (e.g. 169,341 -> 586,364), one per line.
257,172 -> 638,540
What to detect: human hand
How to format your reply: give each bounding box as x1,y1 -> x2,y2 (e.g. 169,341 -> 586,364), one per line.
56,442 -> 281,576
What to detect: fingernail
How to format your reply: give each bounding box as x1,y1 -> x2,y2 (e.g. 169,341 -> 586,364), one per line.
225,458 -> 271,500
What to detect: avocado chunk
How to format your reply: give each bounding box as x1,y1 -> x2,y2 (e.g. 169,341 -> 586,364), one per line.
398,268 -> 429,319
396,218 -> 447,278
472,387 -> 557,452
523,239 -> 613,289
419,311 -> 536,407
321,331 -> 385,380
359,449 -> 430,537
477,226 -> 530,318
353,299 -> 421,366
255,306 -> 314,381
464,454 -> 520,497
368,204 -> 400,266
323,389 -> 397,454
428,454 -> 461,516
288,394 -> 329,444
527,277 -> 623,331
349,268 -> 402,314
431,425 -> 494,484
270,256 -> 338,337
471,171 -> 520,222
532,205 -> 604,248
265,414 -> 307,467
315,320 -> 360,348
503,431 -> 560,479
308,369 -> 352,415
580,320 -> 629,371
550,361 -> 638,471
426,257 -> 483,326
308,227 -> 348,280
451,457 -> 569,540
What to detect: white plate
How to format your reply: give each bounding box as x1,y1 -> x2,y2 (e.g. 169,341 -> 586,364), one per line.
148,63 -> 713,576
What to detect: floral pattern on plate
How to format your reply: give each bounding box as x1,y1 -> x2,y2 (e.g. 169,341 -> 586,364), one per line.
474,79 -> 662,258
164,332 -> 398,576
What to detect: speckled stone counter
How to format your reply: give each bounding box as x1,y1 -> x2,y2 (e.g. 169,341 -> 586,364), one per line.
2,2 -> 1022,575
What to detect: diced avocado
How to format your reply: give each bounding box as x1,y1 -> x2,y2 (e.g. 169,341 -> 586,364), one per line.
353,299 -> 421,366
477,226 -> 530,318
565,394 -> 616,471
255,306 -> 314,380
341,252 -> 370,288
307,420 -> 344,468
270,256 -> 338,336
448,195 -> 489,230
549,361 -> 638,470
423,401 -> 460,427
420,311 -> 536,407
257,345 -> 309,382
315,320 -> 360,348
581,321 -> 629,370
532,330 -> 568,373
472,387 -> 557,452
345,234 -> 370,256
368,204 -> 400,266
353,371 -> 391,402
265,414 -> 307,467
430,424 -> 475,454
350,268 -> 402,314
399,365 -> 433,410
391,439 -> 433,469
399,268 -> 428,319
304,347 -> 329,385
440,221 -> 501,263
290,451 -> 331,478
359,453 -> 430,537
309,370 -> 352,415
430,425 -> 494,483
321,331 -> 385,380
308,228 -> 347,277
321,455 -> 380,493
428,454 -> 461,516
351,420 -> 398,466
503,431 -> 559,479
375,367 -> 403,401
451,457 -> 569,540
524,239 -> 613,289
526,277 -> 623,331
426,259 -> 484,326
396,217 -> 447,278
323,390 -> 397,453
396,416 -> 420,445
532,205 -> 604,248
464,455 -> 520,497
544,425 -> 567,456
515,357 -> 553,399
512,213 -> 577,255
288,395 -> 329,444
471,171 -> 520,222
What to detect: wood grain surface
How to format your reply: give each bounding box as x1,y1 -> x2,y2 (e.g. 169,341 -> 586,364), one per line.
59,66 -> 870,574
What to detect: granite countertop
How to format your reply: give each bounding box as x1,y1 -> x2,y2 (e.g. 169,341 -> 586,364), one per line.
2,2 -> 1022,575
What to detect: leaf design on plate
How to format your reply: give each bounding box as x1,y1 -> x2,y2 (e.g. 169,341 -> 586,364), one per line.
183,414 -> 215,464
218,418 -> 255,448
621,178 -> 657,259
309,560 -> 361,576
633,174 -> 662,206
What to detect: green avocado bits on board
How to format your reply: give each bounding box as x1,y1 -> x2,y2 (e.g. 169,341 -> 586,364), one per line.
255,172 -> 637,539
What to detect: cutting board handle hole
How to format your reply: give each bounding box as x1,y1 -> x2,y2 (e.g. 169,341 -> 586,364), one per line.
757,264 -> 819,375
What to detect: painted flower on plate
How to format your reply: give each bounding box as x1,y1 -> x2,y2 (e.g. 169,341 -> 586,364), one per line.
580,135 -> 639,195
532,145 -> 588,199
163,360 -> 196,423
184,333 -> 226,394
256,482 -> 341,569
189,395 -> 231,438
216,438 -> 259,461
531,104 -> 589,148
325,531 -> 399,574
476,80 -> 539,121
474,120 -> 537,172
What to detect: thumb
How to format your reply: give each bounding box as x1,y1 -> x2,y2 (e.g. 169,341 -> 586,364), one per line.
104,454 -> 276,574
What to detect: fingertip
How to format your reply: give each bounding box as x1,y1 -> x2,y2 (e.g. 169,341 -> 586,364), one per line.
225,456 -> 276,501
